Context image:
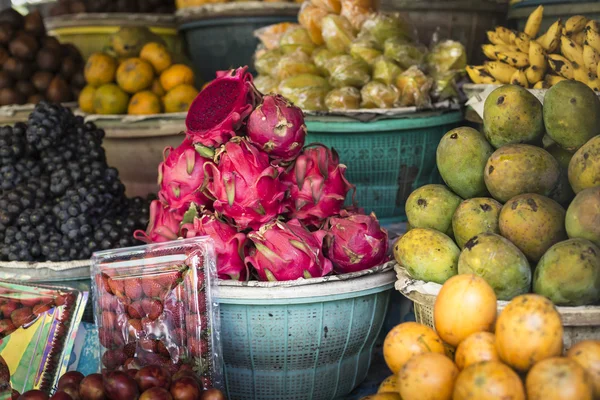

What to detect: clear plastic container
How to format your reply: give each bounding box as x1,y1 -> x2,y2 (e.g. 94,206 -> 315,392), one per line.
91,237 -> 222,389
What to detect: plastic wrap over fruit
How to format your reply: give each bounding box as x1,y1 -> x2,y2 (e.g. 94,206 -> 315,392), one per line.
327,55 -> 371,88
325,87 -> 361,110
275,50 -> 320,80
255,48 -> 283,77
340,0 -> 376,30
321,14 -> 357,54
254,22 -> 301,50
298,2 -> 329,45
359,12 -> 412,45
91,237 -> 222,389
426,40 -> 467,75
278,74 -> 331,111
431,70 -> 461,101
312,47 -> 337,75
361,81 -> 399,108
349,36 -> 382,65
395,66 -> 433,107
311,0 -> 341,13
280,27 -> 317,55
384,38 -> 427,69
254,75 -> 279,94
372,56 -> 403,85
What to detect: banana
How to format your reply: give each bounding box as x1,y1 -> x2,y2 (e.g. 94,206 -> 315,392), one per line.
495,26 -> 514,44
573,63 -> 589,83
540,20 -> 562,52
485,61 -> 518,83
466,65 -> 499,84
545,74 -> 567,87
573,30 -> 586,46
565,15 -> 588,35
524,5 -> 544,38
529,40 -> 546,67
515,32 -> 531,53
586,20 -> 600,33
586,75 -> 600,91
482,44 -> 519,60
597,61 -> 600,81
497,51 -> 530,67
487,31 -> 505,45
548,54 -> 575,79
533,80 -> 548,89
585,26 -> 600,52
510,69 -> 529,87
560,35 -> 584,66
536,31 -> 547,46
583,45 -> 600,75
526,65 -> 545,84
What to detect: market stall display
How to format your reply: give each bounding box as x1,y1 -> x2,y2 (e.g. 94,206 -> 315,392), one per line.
361,275 -> 600,400
467,6 -> 600,90
394,81 -> 600,307
252,7 -> 467,111
0,281 -> 87,395
0,103 -> 153,262
0,8 -> 86,106
177,0 -> 302,8
49,0 -> 176,15
79,37 -> 198,115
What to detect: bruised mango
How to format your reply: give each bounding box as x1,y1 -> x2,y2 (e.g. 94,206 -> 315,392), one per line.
405,184 -> 462,237
568,135 -> 600,193
452,198 -> 502,249
566,186 -> 600,247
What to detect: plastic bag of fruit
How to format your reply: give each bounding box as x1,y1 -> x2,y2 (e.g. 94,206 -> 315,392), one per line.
280,26 -> 317,55
275,49 -> 320,80
340,0 -> 377,30
361,81 -> 399,108
312,47 -> 337,75
384,39 -> 427,70
311,0 -> 341,13
325,87 -> 361,110
395,66 -> 433,108
349,36 -> 382,65
321,14 -> 357,54
255,48 -> 283,77
359,12 -> 413,45
91,237 -> 222,390
426,40 -> 467,75
278,74 -> 331,111
298,2 -> 329,45
254,75 -> 279,94
326,55 -> 371,88
372,56 -> 403,85
254,22 -> 301,50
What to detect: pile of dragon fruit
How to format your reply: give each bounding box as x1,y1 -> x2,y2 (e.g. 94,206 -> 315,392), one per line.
134,67 -> 388,282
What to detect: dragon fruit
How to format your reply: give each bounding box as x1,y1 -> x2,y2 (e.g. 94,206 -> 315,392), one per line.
246,94 -> 307,162
326,210 -> 389,274
186,66 -> 260,149
203,137 -> 286,230
283,145 -> 354,226
134,200 -> 182,244
158,137 -> 213,213
245,219 -> 333,281
181,209 -> 248,281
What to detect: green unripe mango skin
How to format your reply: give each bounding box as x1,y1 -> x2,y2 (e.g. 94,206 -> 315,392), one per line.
394,228 -> 459,284
484,144 -> 560,203
566,186 -> 600,248
458,232 -> 531,300
543,80 -> 600,151
483,84 -> 544,149
546,144 -> 575,207
499,193 -> 567,262
533,238 -> 600,306
568,135 -> 600,193
452,197 -> 502,249
436,127 -> 493,199
405,184 -> 462,237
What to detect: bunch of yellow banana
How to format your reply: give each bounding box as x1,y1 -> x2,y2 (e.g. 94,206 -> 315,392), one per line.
467,6 -> 600,91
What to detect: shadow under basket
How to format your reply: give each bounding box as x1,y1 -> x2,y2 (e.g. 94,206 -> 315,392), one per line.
217,264 -> 396,400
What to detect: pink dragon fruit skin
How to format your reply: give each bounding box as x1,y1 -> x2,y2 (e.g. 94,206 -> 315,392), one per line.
157,137 -> 213,214
185,66 -> 260,148
245,219 -> 333,281
326,210 -> 389,274
283,145 -> 355,227
181,210 -> 248,281
203,137 -> 287,230
134,200 -> 183,244
246,94 -> 307,162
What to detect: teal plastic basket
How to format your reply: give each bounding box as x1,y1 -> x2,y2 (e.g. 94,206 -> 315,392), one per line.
217,264 -> 395,400
305,111 -> 464,223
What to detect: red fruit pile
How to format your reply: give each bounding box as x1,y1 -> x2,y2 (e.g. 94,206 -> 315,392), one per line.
94,264 -> 212,385
16,367 -> 226,400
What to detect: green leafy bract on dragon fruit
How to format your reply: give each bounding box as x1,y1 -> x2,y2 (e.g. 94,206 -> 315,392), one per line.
134,66 -> 389,282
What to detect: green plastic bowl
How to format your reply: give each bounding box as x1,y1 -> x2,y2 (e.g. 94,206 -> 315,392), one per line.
305,111 -> 464,223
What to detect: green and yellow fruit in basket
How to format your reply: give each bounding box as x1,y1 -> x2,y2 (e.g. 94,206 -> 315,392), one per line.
80,39 -> 198,115
468,7 -> 600,90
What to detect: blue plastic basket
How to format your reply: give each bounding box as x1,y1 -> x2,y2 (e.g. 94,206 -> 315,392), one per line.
217,265 -> 395,400
305,111 -> 464,224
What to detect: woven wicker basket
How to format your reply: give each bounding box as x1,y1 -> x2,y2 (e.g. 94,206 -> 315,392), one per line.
394,263 -> 600,351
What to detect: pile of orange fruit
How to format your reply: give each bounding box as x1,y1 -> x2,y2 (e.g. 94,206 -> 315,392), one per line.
79,42 -> 198,115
